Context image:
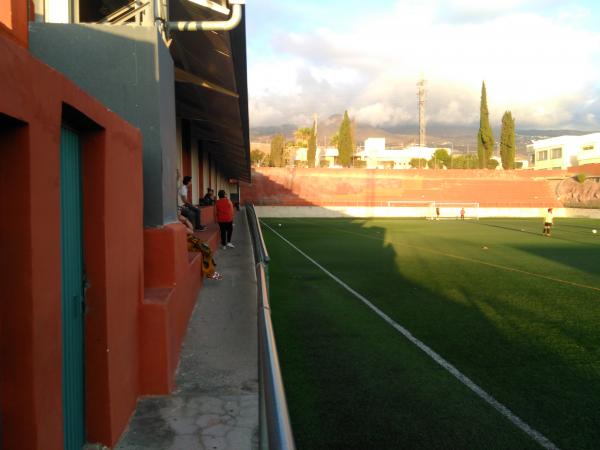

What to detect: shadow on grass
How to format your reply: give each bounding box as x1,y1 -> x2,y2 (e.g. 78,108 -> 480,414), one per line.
263,217 -> 600,450
477,219 -> 600,247
509,245 -> 600,277
473,219 -> 600,276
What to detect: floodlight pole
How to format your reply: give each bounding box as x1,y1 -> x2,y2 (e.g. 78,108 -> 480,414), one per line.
417,78 -> 426,147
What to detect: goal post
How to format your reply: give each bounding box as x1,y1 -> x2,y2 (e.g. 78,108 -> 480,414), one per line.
428,202 -> 480,220
386,200 -> 436,218
385,200 -> 479,219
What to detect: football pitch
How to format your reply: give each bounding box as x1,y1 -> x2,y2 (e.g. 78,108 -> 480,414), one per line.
261,217 -> 600,450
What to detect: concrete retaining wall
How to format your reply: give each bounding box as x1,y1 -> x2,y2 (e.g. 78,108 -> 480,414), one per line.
255,206 -> 600,219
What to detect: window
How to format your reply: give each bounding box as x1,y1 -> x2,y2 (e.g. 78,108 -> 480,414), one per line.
537,150 -> 548,161
582,144 -> 595,151
551,147 -> 562,159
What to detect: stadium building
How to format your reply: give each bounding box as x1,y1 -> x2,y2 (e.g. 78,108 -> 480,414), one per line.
527,132 -> 600,170
355,137 -> 446,169
0,1 -> 250,448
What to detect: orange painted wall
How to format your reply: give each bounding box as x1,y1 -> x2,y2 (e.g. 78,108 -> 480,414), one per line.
0,26 -> 142,449
0,0 -> 31,47
243,167 -> 563,208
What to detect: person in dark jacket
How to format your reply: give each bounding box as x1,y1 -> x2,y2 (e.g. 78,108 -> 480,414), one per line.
201,187 -> 215,205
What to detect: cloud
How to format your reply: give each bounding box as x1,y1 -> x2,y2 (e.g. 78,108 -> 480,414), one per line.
351,103 -> 412,127
433,0 -> 571,23
248,1 -> 600,130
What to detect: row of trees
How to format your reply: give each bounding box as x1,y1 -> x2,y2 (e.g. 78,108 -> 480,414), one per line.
259,84 -> 516,170
409,150 -> 493,170
477,81 -> 516,169
263,110 -> 356,168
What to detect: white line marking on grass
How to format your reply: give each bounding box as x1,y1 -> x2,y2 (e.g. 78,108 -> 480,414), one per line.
335,228 -> 600,293
262,221 -> 561,450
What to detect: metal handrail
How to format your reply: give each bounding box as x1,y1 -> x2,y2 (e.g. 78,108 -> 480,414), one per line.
97,0 -> 151,24
246,204 -> 295,450
246,204 -> 270,264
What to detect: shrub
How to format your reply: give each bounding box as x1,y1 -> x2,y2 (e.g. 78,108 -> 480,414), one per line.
486,159 -> 499,169
409,158 -> 428,169
575,173 -> 586,183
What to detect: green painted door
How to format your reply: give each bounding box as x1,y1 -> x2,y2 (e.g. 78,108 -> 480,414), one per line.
60,126 -> 85,449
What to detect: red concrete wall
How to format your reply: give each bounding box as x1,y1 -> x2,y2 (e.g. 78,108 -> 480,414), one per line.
243,167 -> 563,208
140,224 -> 203,393
0,115 -> 39,445
569,163 -> 600,176
0,27 -> 142,449
82,130 -> 144,444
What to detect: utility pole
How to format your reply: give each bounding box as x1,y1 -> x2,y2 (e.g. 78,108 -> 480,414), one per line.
417,78 -> 426,147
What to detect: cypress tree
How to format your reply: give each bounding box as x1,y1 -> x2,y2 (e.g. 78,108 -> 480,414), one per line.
307,123 -> 317,168
500,111 -> 516,169
270,134 -> 285,167
477,81 -> 494,169
337,110 -> 353,167
350,117 -> 356,166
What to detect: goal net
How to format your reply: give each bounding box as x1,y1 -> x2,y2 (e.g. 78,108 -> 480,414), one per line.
426,202 -> 480,220
385,201 -> 479,219
386,200 -> 436,218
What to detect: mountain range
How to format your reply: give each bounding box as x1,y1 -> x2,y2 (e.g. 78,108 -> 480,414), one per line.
251,115 -> 598,156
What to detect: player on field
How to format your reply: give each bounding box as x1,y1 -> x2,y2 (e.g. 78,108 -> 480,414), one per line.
543,208 -> 553,237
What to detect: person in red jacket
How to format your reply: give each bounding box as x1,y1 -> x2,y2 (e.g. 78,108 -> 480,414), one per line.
216,189 -> 235,249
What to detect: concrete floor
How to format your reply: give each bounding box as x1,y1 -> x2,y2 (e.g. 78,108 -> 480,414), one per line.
116,211 -> 259,450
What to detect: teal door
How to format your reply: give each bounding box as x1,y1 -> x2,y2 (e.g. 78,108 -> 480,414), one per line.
60,126 -> 85,449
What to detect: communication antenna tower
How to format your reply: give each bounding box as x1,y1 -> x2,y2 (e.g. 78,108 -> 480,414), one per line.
417,78 -> 426,147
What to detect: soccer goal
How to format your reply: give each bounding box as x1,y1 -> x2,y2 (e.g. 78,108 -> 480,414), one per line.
386,200 -> 436,218
426,202 -> 480,220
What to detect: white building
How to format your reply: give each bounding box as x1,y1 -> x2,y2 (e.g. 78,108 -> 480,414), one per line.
527,133 -> 600,170
317,147 -> 339,167
293,147 -> 340,167
294,147 -> 308,164
355,138 -> 446,169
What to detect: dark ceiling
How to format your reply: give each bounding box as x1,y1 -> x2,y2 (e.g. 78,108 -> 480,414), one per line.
169,0 -> 251,182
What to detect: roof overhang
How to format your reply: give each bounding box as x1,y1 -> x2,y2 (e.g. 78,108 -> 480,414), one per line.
169,0 -> 250,182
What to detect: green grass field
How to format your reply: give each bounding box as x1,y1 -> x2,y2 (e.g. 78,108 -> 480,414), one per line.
262,217 -> 600,450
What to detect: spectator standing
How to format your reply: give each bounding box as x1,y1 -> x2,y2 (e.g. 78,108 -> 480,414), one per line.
179,175 -> 206,231
216,189 -> 235,249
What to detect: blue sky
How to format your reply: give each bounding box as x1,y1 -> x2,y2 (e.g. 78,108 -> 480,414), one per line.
246,0 -> 600,131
